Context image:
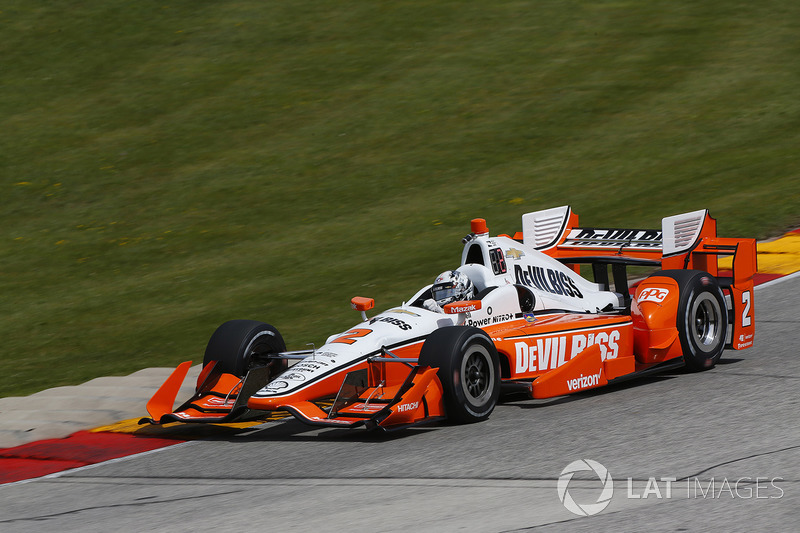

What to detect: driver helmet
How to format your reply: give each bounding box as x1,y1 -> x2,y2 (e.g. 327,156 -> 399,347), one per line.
431,270 -> 475,307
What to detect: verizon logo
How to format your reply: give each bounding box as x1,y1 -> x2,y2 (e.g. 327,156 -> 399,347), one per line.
566,370 -> 602,392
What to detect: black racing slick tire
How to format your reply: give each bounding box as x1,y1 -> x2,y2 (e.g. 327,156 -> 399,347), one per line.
203,320 -> 287,377
418,326 -> 501,424
655,270 -> 728,371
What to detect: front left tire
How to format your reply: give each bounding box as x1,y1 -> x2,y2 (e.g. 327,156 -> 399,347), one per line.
203,320 -> 287,377
418,326 -> 501,423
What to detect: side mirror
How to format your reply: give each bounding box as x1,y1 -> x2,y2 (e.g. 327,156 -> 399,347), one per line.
443,300 -> 482,326
351,297 -> 375,321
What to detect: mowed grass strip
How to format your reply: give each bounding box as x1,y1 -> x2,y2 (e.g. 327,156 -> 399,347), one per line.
1,1 -> 798,396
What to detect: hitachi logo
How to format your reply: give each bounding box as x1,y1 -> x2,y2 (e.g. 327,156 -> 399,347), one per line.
396,401 -> 419,413
566,370 -> 602,392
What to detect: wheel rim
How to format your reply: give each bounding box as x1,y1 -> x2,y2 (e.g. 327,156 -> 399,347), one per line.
461,345 -> 495,404
244,331 -> 278,370
690,293 -> 723,353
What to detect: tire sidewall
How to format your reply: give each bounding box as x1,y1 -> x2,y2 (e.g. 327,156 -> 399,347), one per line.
204,320 -> 287,377
419,326 -> 501,423
454,332 -> 499,418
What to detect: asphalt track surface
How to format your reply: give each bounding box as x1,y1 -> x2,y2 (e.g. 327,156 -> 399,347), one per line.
2,275 -> 798,532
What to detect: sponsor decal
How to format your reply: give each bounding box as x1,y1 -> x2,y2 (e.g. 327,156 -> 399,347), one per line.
396,401 -> 419,413
566,370 -> 602,392
523,313 -> 536,323
310,417 -> 352,425
505,248 -> 525,260
291,361 -> 328,372
263,380 -> 289,392
344,402 -> 383,412
369,316 -> 412,330
466,313 -> 515,327
448,303 -> 479,313
638,287 -> 670,303
389,308 -> 420,317
564,228 -> 662,249
514,329 -> 621,373
205,396 -> 234,406
282,372 -> 306,381
514,264 -> 584,298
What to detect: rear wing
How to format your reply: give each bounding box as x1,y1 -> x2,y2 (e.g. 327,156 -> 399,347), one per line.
521,206 -> 715,256
515,206 -> 757,350
517,206 -> 754,274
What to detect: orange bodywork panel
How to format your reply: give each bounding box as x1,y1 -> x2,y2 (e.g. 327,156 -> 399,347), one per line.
146,360 -> 193,422
444,300 -> 482,314
376,366 -> 444,428
488,314 -> 634,380
631,277 -> 684,364
143,361 -> 266,424
530,344 -> 634,398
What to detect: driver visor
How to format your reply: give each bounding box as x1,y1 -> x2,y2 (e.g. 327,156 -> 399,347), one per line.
432,283 -> 457,301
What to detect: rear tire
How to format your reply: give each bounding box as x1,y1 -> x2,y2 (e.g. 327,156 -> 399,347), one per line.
654,270 -> 728,371
203,320 -> 287,377
418,326 -> 501,423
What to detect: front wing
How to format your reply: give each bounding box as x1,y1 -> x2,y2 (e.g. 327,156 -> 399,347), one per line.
141,358 -> 445,431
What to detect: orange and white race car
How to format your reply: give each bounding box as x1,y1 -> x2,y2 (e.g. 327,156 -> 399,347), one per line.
143,206 -> 756,430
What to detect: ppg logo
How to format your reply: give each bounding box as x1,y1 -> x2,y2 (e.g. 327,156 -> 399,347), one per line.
638,287 -> 670,303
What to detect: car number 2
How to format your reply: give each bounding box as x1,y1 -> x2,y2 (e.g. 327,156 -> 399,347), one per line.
741,290 -> 752,327
331,328 -> 373,345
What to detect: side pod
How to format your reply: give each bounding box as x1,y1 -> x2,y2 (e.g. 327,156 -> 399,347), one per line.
530,345 -> 636,399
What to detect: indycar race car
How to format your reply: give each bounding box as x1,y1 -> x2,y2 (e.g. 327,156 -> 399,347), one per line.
143,206 -> 756,430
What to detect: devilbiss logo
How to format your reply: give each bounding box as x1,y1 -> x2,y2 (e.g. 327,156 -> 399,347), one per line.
557,459 -> 614,516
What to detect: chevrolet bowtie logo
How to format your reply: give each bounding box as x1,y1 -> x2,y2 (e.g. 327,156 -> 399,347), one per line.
505,248 -> 524,260
389,308 -> 420,317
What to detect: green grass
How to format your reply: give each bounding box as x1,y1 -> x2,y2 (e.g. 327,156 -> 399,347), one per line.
1,1 -> 798,397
